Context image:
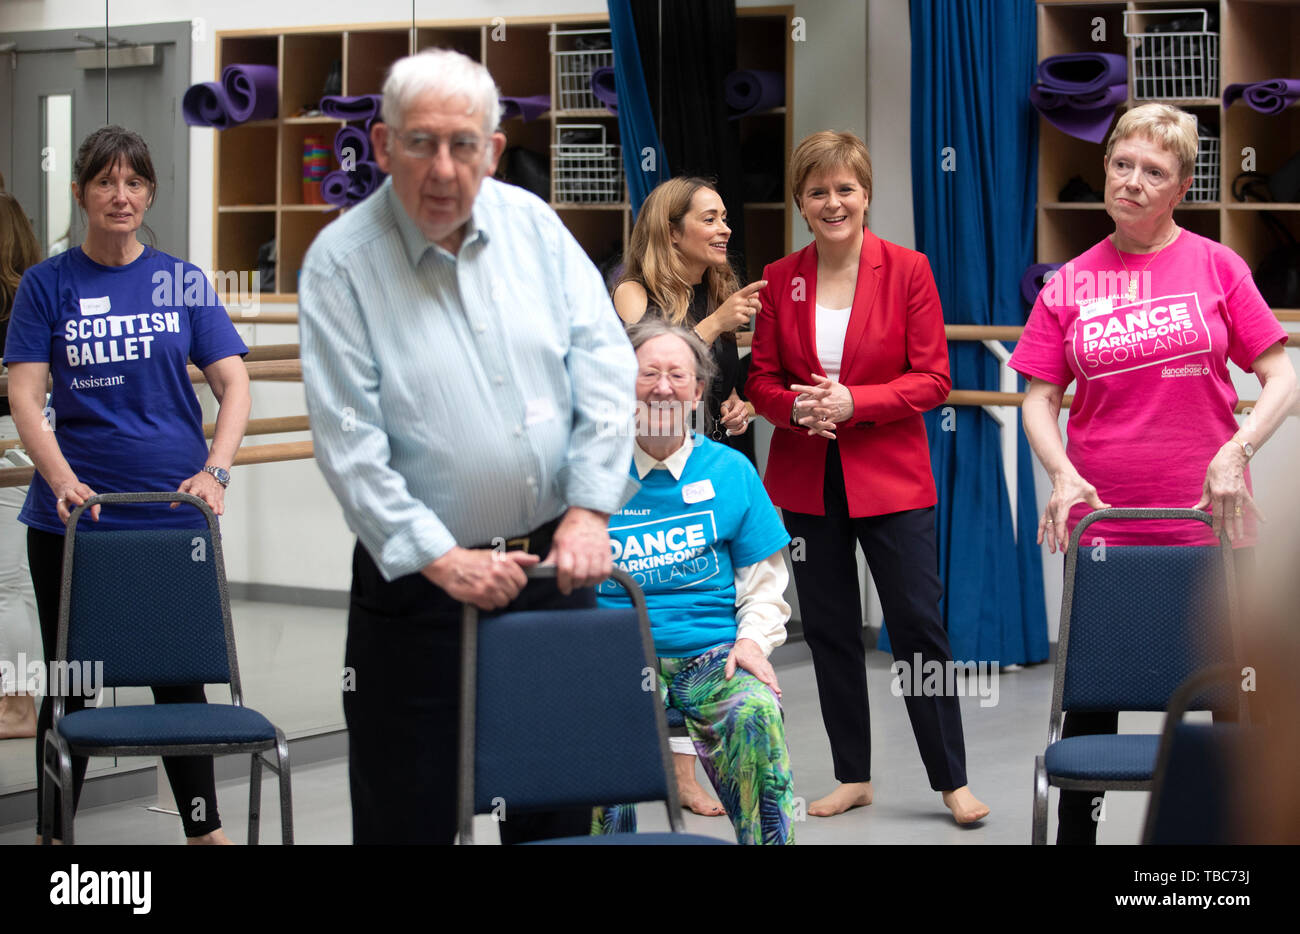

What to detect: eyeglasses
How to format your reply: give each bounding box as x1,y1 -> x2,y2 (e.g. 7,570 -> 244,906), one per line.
637,368 -> 696,387
391,129 -> 486,164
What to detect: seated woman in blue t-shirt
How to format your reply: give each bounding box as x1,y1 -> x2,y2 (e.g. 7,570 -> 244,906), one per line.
595,319 -> 796,844
3,126 -> 250,844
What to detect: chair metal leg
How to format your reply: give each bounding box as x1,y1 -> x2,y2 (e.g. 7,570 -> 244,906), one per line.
275,730 -> 293,845
1032,755 -> 1048,846
248,751 -> 264,846
59,742 -> 75,846
40,734 -> 59,845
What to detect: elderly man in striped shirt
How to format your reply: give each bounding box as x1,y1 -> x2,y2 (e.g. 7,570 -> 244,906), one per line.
299,49 -> 637,844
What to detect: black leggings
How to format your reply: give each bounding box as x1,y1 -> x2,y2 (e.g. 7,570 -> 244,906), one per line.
29,526 -> 221,839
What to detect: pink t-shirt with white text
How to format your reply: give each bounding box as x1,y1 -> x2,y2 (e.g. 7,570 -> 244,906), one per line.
1009,230 -> 1287,546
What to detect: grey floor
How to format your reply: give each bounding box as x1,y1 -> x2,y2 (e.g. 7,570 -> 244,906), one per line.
0,600 -> 1167,845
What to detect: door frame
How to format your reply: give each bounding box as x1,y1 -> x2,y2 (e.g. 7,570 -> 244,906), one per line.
0,21 -> 192,256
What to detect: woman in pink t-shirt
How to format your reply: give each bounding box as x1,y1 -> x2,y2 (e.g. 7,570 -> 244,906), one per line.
1010,103 -> 1297,844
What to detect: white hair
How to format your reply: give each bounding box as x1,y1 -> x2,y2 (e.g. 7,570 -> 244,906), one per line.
381,49 -> 501,138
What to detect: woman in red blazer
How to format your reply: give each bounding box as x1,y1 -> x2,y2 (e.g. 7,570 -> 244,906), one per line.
746,131 -> 988,824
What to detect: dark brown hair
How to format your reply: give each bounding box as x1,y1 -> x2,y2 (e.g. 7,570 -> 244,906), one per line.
73,125 -> 158,209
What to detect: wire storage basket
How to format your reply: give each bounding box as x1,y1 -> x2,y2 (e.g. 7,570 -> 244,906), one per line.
1186,127 -> 1220,202
551,26 -> 613,112
552,124 -> 623,204
1124,9 -> 1219,100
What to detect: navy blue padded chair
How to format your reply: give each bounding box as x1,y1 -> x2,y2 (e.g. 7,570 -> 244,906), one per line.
457,566 -> 729,845
1031,508 -> 1241,845
42,493 -> 292,845
1142,665 -> 1254,845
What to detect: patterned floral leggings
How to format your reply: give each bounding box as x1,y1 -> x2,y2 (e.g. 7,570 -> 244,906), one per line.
593,643 -> 796,845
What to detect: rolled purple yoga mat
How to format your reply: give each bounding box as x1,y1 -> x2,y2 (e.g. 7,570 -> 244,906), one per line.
334,125 -> 371,166
724,70 -> 785,117
1021,263 -> 1064,305
320,95 -> 382,122
182,82 -> 233,128
501,94 -> 552,122
1036,53 -> 1127,95
590,68 -> 619,115
222,64 -> 279,123
320,162 -> 386,208
347,161 -> 385,201
1030,83 -> 1127,144
1223,79 -> 1300,115
321,170 -> 352,208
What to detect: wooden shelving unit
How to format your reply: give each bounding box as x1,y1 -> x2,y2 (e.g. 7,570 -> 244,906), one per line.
1036,0 -> 1300,323
211,10 -> 794,302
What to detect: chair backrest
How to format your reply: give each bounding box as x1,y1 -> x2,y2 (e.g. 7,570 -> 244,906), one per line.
458,568 -> 677,841
59,494 -> 235,691
1143,666 -> 1252,845
1057,509 -> 1238,716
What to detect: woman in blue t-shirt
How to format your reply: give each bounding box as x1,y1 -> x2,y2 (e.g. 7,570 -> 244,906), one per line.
2,126 -> 250,844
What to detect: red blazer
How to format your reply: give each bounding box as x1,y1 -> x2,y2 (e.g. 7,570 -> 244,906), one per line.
745,228 -> 951,517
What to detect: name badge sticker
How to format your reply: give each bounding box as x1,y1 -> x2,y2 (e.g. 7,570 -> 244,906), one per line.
524,397 -> 557,426
1078,297 -> 1111,321
682,479 -> 715,504
79,296 -> 111,316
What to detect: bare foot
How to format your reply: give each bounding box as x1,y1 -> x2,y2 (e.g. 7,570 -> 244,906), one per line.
942,786 -> 990,825
674,753 -> 724,817
0,693 -> 37,740
187,828 -> 233,845
808,781 -> 873,817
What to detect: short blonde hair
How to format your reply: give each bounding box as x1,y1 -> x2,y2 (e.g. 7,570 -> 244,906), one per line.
1105,103 -> 1198,182
789,131 -> 873,212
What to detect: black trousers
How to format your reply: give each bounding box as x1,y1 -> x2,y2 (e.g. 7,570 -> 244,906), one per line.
28,527 -> 221,839
344,538 -> 595,844
1056,547 -> 1255,844
782,442 -> 968,790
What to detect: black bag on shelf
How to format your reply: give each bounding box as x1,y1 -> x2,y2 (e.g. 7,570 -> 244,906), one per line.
1231,165 -> 1300,307
497,147 -> 550,202
1253,212 -> 1300,308
257,238 -> 276,294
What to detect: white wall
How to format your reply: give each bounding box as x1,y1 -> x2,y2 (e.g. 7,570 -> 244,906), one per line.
0,1 -> 884,593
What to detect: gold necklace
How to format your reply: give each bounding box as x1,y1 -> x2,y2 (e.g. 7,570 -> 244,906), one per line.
1114,227 -> 1179,302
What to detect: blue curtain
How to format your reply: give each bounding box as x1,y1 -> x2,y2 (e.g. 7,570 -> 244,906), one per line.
608,0 -> 670,215
889,0 -> 1048,665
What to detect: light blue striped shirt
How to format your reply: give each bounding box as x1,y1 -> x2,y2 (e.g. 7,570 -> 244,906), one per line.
299,177 -> 638,581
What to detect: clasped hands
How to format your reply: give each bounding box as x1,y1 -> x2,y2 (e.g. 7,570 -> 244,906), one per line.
790,376 -> 854,439
423,506 -> 612,611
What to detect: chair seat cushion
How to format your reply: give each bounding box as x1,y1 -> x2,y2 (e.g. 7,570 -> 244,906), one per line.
526,832 -> 731,845
1044,733 -> 1160,781
58,703 -> 276,748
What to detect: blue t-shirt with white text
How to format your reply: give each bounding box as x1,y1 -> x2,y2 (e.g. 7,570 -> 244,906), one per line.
3,246 -> 247,532
597,437 -> 790,657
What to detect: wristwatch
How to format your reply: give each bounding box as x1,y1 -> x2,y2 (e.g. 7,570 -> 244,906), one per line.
1228,439 -> 1254,461
203,465 -> 231,488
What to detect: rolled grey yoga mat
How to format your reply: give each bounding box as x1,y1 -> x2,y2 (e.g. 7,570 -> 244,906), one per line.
724,69 -> 785,117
